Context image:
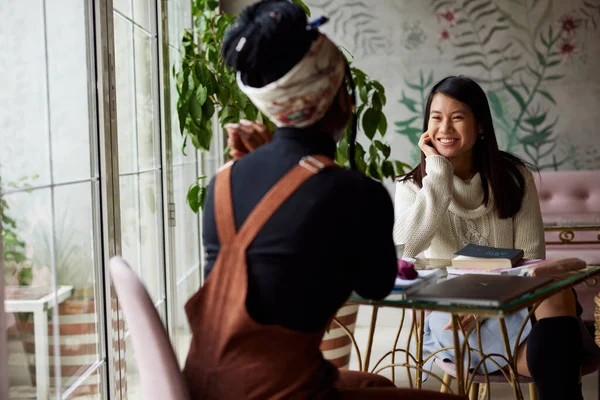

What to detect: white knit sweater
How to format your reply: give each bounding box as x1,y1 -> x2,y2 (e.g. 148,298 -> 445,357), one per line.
393,155 -> 546,260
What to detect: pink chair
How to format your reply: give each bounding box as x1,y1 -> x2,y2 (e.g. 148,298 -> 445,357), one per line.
109,256 -> 191,400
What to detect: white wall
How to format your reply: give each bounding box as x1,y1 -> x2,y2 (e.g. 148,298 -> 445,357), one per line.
306,0 -> 600,172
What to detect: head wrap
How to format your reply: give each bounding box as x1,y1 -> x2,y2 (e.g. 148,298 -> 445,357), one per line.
237,33 -> 346,128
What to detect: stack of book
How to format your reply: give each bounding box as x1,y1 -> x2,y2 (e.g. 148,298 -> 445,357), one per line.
446,244 -> 542,275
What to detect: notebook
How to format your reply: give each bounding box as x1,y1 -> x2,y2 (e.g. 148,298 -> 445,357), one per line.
407,274 -> 554,307
392,269 -> 443,298
451,244 -> 524,271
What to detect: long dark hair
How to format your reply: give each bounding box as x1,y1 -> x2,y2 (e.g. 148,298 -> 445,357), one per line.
400,76 -> 530,219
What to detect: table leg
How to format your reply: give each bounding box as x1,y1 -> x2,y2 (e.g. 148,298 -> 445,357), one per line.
498,317 -> 524,400
415,310 -> 425,388
34,309 -> 49,400
451,314 -> 465,396
363,306 -> 379,372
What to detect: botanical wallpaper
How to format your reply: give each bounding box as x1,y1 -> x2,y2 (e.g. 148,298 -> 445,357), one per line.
306,0 -> 600,171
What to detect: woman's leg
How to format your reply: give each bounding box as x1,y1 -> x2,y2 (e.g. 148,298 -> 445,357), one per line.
515,289 -> 582,400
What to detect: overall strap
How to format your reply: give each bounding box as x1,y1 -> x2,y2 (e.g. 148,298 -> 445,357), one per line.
214,161 -> 237,246
235,155 -> 335,249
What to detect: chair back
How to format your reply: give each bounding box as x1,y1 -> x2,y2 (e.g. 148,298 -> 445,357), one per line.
109,256 -> 190,400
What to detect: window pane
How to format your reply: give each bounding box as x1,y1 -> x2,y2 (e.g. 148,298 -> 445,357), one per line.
119,172 -> 163,304
134,27 -> 159,171
167,0 -> 191,48
0,0 -> 51,186
47,0 -> 93,184
132,0 -> 153,34
113,0 -> 132,20
114,13 -> 137,175
2,0 -> 105,398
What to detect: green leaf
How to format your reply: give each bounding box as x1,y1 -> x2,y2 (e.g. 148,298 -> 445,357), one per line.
526,64 -> 541,79
374,140 -> 391,158
203,100 -> 215,119
378,113 -> 388,135
503,81 -> 526,110
399,92 -> 419,113
189,93 -> 204,126
394,116 -> 419,127
195,85 -> 208,106
177,98 -> 189,135
372,81 -> 386,105
188,120 -> 212,151
521,131 -> 552,145
537,90 -> 556,104
368,144 -> 379,161
487,91 -> 505,119
396,127 -> 422,143
394,161 -> 412,175
524,112 -> 547,127
336,136 -> 349,165
545,75 -> 564,81
354,142 -> 367,172
244,104 -> 257,121
362,107 -> 381,140
216,84 -> 230,105
381,160 -> 395,178
207,0 -> 218,11
404,79 -> 423,91
372,92 -> 382,110
368,161 -> 381,180
187,183 -> 208,213
535,49 -> 546,67
359,86 -> 369,104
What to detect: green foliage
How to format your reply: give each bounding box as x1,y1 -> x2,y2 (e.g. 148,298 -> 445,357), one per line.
1,176 -> 29,267
432,0 -> 520,84
501,25 -> 568,169
177,0 -> 404,212
394,70 -> 435,165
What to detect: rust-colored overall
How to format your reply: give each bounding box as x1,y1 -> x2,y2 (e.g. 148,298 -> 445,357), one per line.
183,156 -> 465,400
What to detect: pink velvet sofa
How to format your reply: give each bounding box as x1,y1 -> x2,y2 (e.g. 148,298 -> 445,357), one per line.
534,170 -> 600,322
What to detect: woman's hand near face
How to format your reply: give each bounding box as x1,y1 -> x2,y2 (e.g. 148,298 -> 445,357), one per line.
418,130 -> 440,157
225,119 -> 273,159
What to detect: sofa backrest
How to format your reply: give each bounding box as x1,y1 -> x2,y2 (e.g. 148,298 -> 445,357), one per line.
534,170 -> 600,224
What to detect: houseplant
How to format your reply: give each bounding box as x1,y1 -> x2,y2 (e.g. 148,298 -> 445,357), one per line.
177,0 -> 410,212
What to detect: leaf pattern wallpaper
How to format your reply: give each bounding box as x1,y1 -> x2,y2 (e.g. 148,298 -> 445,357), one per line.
308,0 -> 600,170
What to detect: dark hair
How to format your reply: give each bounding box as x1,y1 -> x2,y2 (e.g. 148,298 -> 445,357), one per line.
221,0 -> 317,88
400,75 -> 531,219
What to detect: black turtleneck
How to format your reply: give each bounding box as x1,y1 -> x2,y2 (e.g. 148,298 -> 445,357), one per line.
202,126 -> 397,332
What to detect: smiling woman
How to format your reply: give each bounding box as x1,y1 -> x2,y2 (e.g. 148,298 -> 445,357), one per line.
392,75 -> 600,399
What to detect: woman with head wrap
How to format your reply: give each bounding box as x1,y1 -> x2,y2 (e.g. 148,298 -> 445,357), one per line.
182,1 -> 464,399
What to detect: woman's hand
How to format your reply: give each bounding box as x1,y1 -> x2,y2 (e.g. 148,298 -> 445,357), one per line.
418,131 -> 440,157
443,314 -> 477,332
225,119 -> 272,159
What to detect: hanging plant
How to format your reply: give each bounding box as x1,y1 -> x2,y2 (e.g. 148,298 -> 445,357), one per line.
177,0 -> 409,212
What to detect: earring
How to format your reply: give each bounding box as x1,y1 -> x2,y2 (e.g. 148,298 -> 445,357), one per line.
479,134 -> 485,140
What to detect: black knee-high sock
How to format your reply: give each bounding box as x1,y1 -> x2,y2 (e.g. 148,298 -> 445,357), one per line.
526,316 -> 582,400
